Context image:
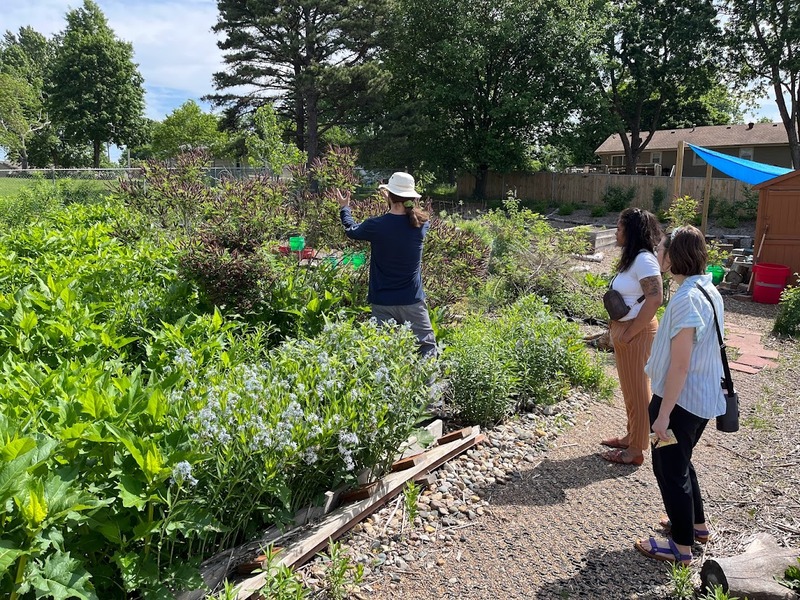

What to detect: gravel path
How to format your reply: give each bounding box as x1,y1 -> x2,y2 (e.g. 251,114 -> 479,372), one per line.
298,239 -> 800,599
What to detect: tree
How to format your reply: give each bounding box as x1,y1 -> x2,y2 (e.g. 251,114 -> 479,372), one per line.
245,105 -> 306,173
47,0 -> 145,168
592,0 -> 722,173
209,0 -> 388,163
0,27 -> 54,168
724,0 -> 800,168
150,101 -> 229,160
364,0 -> 598,198
0,74 -> 49,169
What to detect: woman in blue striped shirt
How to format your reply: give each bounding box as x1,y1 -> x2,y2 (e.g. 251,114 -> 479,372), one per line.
635,226 -> 727,566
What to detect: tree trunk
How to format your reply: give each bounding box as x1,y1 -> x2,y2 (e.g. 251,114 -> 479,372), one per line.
700,533 -> 799,600
295,96 -> 305,152
92,139 -> 101,168
306,91 -> 319,165
473,164 -> 489,200
20,149 -> 29,170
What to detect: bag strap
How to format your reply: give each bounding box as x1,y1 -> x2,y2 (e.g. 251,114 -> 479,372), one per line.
609,274 -> 646,304
695,283 -> 734,395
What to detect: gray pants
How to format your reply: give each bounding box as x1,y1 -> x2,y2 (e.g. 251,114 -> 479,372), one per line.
371,301 -> 437,358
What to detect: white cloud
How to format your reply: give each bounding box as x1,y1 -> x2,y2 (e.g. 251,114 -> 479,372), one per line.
3,0 -> 224,120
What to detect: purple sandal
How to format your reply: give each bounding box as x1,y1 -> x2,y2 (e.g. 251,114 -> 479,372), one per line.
634,536 -> 692,566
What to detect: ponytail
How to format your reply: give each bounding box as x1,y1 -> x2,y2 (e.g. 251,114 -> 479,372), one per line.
390,192 -> 429,228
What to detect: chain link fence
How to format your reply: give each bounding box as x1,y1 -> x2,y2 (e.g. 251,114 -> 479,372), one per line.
0,167 -> 275,182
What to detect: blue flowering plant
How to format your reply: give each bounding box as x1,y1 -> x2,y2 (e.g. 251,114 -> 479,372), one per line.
175,318 -> 435,551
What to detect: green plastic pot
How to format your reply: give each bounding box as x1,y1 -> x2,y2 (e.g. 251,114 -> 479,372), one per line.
707,264 -> 724,285
289,236 -> 305,252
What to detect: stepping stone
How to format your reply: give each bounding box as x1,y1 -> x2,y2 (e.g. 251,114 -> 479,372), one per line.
729,362 -> 760,374
755,348 -> 780,359
733,354 -> 777,369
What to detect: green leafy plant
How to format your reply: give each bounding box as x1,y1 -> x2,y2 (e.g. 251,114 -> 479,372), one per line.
778,557 -> 800,591
321,540 -> 364,600
707,240 -> 731,268
444,295 -> 610,425
557,202 -> 575,216
668,562 -> 694,599
697,584 -> 738,600
403,480 -> 421,523
256,546 -> 309,599
715,199 -> 740,228
774,277 -> 800,336
665,194 -> 701,228
601,185 -> 635,212
590,205 -> 608,218
651,186 -> 667,213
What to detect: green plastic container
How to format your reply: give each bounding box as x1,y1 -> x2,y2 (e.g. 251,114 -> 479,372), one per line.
707,264 -> 724,285
289,236 -> 305,252
350,252 -> 366,268
341,251 -> 366,268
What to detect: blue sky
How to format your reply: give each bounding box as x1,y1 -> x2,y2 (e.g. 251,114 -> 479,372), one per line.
4,0 -> 221,121
1,0 -> 785,138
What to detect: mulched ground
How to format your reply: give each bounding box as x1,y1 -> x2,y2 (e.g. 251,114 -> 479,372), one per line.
354,298 -> 798,600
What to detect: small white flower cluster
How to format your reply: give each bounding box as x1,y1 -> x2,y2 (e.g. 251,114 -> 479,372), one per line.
338,431 -> 359,471
171,461 -> 198,486
173,347 -> 196,369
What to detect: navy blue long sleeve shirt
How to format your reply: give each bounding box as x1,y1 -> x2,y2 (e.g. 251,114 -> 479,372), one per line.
340,206 -> 429,306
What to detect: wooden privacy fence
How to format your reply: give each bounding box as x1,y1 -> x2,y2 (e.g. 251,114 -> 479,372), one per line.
456,172 -> 749,210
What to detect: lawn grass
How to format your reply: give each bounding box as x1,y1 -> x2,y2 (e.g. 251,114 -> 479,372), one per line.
0,178 -> 36,199
0,177 -> 111,199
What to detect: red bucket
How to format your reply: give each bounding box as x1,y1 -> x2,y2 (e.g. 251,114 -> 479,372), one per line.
752,263 -> 790,304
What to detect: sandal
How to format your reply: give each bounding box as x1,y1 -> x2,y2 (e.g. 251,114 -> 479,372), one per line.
600,437 -> 629,449
634,536 -> 692,566
599,448 -> 644,466
658,517 -> 710,544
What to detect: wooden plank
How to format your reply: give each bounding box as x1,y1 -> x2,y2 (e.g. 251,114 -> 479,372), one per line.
390,451 -> 426,472
233,427 -> 482,599
436,427 -> 472,445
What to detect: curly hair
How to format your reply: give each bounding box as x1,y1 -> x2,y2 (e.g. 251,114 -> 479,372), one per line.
616,207 -> 662,273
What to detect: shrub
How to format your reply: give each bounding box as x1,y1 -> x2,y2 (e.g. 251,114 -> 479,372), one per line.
715,199 -> 740,228
590,205 -> 608,218
774,278 -> 800,336
118,148 -> 212,234
445,316 -> 520,425
444,295 -> 611,425
557,202 -> 575,216
423,218 -> 490,307
602,185 -> 636,212
665,194 -> 700,228
651,186 -> 667,213
741,184 -> 760,220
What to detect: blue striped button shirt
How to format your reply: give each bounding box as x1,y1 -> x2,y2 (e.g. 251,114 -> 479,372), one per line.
644,274 -> 727,419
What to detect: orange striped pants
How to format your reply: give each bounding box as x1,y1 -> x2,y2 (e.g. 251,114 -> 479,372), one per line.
610,317 -> 658,453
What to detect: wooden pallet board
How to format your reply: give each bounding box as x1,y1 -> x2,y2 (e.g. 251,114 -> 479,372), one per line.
233,426 -> 482,599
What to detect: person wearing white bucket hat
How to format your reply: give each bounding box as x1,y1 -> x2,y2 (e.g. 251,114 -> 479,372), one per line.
335,172 -> 436,358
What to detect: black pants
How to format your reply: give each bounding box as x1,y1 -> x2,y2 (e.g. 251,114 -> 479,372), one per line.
649,395 -> 709,546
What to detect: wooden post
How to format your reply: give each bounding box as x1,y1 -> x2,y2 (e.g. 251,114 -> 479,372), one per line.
701,162 -> 713,234
672,140 -> 686,200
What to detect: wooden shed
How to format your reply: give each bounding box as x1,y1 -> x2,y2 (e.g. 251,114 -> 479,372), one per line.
754,169 -> 800,283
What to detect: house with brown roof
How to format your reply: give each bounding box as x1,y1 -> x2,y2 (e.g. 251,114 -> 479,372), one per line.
595,122 -> 792,178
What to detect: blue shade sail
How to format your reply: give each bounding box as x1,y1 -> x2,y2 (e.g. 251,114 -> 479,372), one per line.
688,144 -> 792,185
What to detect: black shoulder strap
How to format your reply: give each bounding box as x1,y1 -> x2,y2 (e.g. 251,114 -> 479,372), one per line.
609,274 -> 646,304
695,283 -> 734,395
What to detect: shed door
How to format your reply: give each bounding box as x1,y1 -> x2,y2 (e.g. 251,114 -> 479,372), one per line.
759,189 -> 800,279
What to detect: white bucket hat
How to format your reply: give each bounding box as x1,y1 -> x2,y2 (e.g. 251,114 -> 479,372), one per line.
379,172 -> 421,199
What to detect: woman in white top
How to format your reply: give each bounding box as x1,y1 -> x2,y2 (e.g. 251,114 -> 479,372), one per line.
635,226 -> 726,566
600,208 -> 663,466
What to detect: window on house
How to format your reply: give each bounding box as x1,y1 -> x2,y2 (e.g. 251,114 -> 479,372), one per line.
611,155 -> 624,166
692,150 -> 706,167
650,152 -> 662,164
739,147 -> 754,161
